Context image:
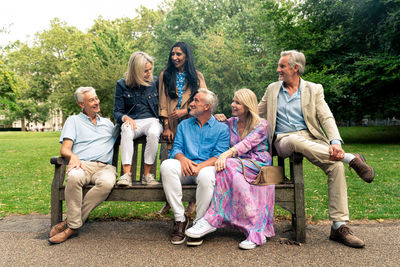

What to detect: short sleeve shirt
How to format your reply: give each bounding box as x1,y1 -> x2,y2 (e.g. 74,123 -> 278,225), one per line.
59,112 -> 119,164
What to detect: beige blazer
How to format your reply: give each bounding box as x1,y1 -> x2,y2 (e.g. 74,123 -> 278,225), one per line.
258,78 -> 342,151
158,70 -> 207,135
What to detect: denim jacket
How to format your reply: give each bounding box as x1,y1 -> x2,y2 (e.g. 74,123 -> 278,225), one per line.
113,76 -> 159,125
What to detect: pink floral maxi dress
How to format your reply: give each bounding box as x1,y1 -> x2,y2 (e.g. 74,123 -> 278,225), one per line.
203,117 -> 275,245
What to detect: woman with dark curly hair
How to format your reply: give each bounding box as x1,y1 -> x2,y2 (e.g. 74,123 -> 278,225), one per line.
158,42 -> 207,216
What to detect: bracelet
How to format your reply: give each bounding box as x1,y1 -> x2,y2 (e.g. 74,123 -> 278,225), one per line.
229,148 -> 237,157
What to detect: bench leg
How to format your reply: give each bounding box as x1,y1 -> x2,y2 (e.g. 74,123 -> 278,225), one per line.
291,153 -> 306,243
51,187 -> 63,226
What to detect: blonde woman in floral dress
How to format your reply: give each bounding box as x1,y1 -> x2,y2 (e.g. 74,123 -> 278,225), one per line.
185,88 -> 275,250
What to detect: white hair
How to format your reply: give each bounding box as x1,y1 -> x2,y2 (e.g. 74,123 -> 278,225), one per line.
281,50 -> 306,75
198,88 -> 218,113
74,87 -> 96,104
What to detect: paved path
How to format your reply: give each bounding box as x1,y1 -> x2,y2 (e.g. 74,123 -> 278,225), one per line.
0,215 -> 399,266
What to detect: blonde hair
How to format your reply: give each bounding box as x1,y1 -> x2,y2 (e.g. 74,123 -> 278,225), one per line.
234,88 -> 260,139
125,51 -> 154,88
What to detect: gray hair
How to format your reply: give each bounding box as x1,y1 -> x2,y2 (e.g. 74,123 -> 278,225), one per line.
74,87 -> 96,104
281,50 -> 306,75
198,88 -> 218,113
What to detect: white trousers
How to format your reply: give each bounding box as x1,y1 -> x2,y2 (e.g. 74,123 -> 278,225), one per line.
274,130 -> 349,221
160,159 -> 216,223
120,117 -> 163,165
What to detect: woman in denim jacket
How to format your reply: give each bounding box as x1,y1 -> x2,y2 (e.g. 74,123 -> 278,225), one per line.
113,51 -> 162,186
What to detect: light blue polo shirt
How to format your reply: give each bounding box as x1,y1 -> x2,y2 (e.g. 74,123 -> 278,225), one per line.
59,112 -> 119,164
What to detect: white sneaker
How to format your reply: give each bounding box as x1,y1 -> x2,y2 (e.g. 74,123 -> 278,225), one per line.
239,236 -> 266,250
142,173 -> 160,185
117,173 -> 132,186
185,218 -> 216,238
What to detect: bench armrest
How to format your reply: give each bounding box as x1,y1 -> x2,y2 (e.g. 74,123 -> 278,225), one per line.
50,156 -> 68,188
50,156 -> 69,166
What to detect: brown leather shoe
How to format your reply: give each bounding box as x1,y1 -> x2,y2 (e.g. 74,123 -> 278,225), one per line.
157,202 -> 171,215
49,220 -> 67,238
48,227 -> 79,245
349,153 -> 374,183
329,225 -> 365,248
171,218 -> 188,245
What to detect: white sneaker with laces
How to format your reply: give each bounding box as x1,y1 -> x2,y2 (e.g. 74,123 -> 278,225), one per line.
185,218 -> 216,238
239,236 -> 266,250
142,173 -> 160,185
117,173 -> 132,186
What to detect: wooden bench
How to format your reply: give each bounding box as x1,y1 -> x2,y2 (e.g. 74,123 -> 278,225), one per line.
51,137 -> 306,242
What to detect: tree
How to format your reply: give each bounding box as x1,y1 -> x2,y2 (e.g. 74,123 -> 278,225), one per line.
0,61 -> 19,112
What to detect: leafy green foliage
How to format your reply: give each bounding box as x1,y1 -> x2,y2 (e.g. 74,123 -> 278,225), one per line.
0,61 -> 19,112
1,0 -> 399,123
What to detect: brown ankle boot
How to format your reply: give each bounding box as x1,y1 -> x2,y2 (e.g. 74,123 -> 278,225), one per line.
349,153 -> 374,183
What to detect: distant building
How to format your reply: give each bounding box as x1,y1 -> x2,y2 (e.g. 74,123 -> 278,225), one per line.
1,109 -> 63,132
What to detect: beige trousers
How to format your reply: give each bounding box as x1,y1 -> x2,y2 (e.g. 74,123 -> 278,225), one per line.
274,130 -> 349,221
65,161 -> 117,229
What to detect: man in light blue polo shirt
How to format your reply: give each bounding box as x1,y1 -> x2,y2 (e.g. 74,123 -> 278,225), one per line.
160,88 -> 230,246
48,87 -> 119,245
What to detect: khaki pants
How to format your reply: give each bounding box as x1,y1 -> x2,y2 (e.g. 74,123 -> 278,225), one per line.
65,161 -> 117,229
274,130 -> 349,221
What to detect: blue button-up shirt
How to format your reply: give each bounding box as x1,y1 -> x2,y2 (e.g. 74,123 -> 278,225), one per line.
275,81 -> 308,135
59,112 -> 119,164
170,116 -> 230,163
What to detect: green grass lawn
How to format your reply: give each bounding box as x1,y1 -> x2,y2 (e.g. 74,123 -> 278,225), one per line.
0,126 -> 399,222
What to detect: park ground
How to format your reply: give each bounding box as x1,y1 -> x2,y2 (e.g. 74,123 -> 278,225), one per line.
1,214 -> 399,266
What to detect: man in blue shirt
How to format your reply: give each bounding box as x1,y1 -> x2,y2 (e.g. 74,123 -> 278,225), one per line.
48,87 -> 119,245
161,88 -> 230,245
259,50 -> 374,248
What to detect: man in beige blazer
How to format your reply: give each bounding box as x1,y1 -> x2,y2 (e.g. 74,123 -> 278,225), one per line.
259,50 -> 374,248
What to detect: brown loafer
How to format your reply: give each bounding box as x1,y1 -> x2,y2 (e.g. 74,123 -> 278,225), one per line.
48,227 -> 79,245
329,225 -> 365,248
349,153 -> 374,183
49,220 -> 67,238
